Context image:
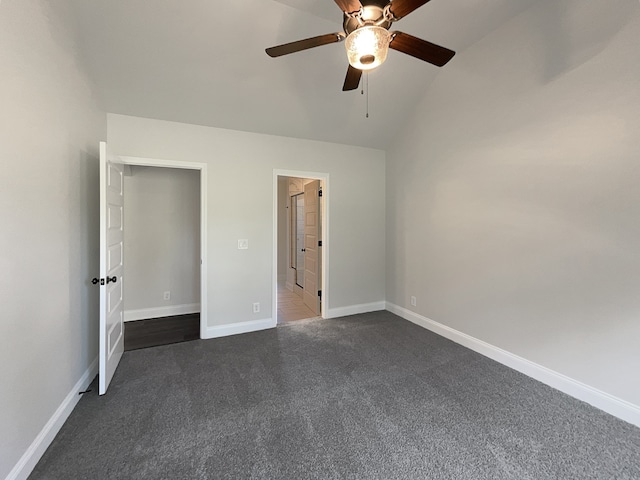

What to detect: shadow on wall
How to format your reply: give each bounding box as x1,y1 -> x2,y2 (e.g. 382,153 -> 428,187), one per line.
73,146 -> 100,364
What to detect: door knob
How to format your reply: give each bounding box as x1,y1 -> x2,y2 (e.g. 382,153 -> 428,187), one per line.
106,276 -> 117,284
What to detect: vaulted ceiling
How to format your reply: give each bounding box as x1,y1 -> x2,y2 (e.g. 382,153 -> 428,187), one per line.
64,0 -> 539,149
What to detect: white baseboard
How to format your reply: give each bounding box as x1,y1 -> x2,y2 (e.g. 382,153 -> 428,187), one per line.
202,317 -> 276,339
386,302 -> 640,428
326,301 -> 386,319
124,303 -> 200,322
7,358 -> 98,480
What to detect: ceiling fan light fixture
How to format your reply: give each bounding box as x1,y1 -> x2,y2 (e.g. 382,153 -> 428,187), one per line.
345,25 -> 391,71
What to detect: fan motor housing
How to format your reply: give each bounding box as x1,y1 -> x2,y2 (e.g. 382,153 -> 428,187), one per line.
343,2 -> 392,35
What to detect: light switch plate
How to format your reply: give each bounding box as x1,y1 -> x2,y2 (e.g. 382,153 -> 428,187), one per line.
238,239 -> 249,250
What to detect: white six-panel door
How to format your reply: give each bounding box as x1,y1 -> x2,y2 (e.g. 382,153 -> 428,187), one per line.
99,142 -> 125,395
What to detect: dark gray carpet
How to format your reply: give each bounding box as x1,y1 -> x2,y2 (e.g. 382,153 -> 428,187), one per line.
30,311 -> 640,479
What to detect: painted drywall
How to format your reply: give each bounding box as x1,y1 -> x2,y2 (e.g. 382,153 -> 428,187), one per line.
107,114 -> 386,327
0,0 -> 105,477
386,0 -> 640,407
123,166 -> 200,317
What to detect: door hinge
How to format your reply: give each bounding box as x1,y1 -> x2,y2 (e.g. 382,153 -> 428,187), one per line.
318,240 -> 322,247
319,189 -> 323,197
318,290 -> 322,298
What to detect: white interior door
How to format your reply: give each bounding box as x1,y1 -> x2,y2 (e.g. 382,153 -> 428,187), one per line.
303,180 -> 321,315
98,141 -> 125,395
295,194 -> 305,289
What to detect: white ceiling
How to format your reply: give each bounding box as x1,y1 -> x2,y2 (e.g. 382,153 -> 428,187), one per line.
65,0 -> 539,149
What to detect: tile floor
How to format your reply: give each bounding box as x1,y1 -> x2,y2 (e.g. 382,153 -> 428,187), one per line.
277,282 -> 318,323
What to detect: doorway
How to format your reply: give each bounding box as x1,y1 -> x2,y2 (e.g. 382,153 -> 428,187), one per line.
120,156 -> 208,340
274,171 -> 327,324
121,165 -> 201,350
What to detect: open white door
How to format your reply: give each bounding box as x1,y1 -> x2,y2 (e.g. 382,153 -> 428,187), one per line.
303,180 -> 321,315
98,141 -> 125,395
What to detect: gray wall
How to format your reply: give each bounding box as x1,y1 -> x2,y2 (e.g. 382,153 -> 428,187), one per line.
386,0 -> 640,406
123,166 -> 200,315
0,0 -> 105,477
108,114 -> 386,326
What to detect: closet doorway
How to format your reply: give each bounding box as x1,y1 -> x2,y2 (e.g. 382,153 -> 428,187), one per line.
120,156 -> 208,348
275,172 -> 327,324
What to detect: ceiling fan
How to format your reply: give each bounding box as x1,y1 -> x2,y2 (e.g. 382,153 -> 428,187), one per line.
266,0 -> 456,91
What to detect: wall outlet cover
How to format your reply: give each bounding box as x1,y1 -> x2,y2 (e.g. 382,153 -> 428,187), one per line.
164,291 -> 171,301
253,302 -> 260,313
238,239 -> 249,250
410,296 -> 417,307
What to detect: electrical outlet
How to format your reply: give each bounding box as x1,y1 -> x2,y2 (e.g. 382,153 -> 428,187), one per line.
253,302 -> 260,313
163,291 -> 171,301
410,296 -> 417,307
238,239 -> 249,250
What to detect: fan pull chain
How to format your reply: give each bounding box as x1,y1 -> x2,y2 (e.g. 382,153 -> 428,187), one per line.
361,72 -> 369,118
366,72 -> 369,118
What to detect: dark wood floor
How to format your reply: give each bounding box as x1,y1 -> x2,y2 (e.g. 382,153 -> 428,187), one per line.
124,313 -> 200,351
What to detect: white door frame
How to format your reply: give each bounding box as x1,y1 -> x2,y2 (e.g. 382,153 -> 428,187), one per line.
273,170 -> 329,322
121,156 -> 208,339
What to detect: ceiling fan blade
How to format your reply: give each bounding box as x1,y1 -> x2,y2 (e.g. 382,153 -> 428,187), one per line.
389,31 -> 455,66
342,65 -> 362,91
334,0 -> 362,14
266,33 -> 345,57
389,0 -> 432,20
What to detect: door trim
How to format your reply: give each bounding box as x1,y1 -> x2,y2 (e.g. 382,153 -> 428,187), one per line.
120,156 -> 208,339
273,170 -> 329,323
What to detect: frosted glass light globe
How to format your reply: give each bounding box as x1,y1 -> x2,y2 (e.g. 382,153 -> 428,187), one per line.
345,26 -> 391,71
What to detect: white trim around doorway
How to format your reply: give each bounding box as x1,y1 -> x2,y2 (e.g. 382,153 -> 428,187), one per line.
120,156 -> 208,339
273,170 -> 329,324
